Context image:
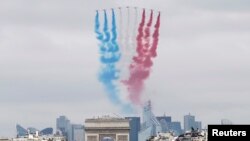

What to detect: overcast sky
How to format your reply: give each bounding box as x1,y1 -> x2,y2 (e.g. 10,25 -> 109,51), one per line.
1,0 -> 250,137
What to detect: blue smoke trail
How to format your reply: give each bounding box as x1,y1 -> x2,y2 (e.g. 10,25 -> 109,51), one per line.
95,10 -> 134,113
95,10 -> 121,104
95,11 -> 103,40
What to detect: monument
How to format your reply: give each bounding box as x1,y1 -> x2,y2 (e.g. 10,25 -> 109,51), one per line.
84,116 -> 130,141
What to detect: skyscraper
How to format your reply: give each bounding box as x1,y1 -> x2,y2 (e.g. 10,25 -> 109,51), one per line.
125,117 -> 140,141
184,113 -> 202,132
168,122 -> 182,136
56,116 -> 71,141
139,101 -> 162,141
156,115 -> 171,123
71,124 -> 84,141
16,124 -> 27,137
194,121 -> 202,130
156,115 -> 171,132
184,113 -> 195,132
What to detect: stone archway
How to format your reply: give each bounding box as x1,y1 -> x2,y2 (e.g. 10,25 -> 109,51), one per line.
85,117 -> 130,141
101,137 -> 115,141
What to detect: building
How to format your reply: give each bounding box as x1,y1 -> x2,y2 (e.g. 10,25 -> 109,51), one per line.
16,124 -> 27,137
168,122 -> 182,136
139,101 -> 162,141
71,124 -> 84,141
40,128 -> 53,135
156,115 -> 171,132
184,113 -> 195,132
194,121 -> 202,130
156,116 -> 171,123
0,138 -> 10,141
184,113 -> 202,132
84,116 -> 130,141
12,132 -> 65,141
16,124 -> 53,137
56,116 -> 71,141
125,117 -> 140,141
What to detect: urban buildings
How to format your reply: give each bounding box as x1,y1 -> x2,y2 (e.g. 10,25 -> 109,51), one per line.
125,117 -> 140,141
0,138 -> 10,141
184,113 -> 202,132
167,122 -> 182,136
56,116 -> 71,141
9,107 -> 207,140
13,132 -> 65,141
84,116 -> 130,141
156,115 -> 182,136
16,124 -> 53,137
156,115 -> 171,132
138,101 -> 162,141
71,124 -> 84,141
16,124 -> 27,137
56,116 -> 85,141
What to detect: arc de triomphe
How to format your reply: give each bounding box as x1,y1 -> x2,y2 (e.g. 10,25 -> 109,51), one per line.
84,116 -> 130,141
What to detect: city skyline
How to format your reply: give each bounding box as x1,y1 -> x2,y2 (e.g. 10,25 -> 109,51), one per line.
1,0 -> 250,137
6,112 -> 213,138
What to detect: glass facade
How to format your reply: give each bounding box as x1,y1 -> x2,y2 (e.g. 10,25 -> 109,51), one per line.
40,128 -> 53,135
16,124 -> 53,136
56,116 -> 71,141
71,124 -> 84,141
125,117 -> 140,141
139,101 -> 161,141
184,113 -> 202,132
16,124 -> 27,137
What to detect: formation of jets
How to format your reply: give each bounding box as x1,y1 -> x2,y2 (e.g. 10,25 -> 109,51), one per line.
96,6 -> 161,13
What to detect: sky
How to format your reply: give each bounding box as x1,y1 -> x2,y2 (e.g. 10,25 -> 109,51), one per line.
1,0 -> 250,137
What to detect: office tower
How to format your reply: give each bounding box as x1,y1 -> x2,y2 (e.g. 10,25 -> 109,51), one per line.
156,115 -> 171,132
56,116 -> 71,141
125,117 -> 140,141
156,115 -> 171,123
184,113 -> 195,132
139,101 -> 162,141
184,113 -> 202,132
169,122 -> 182,136
71,124 -> 84,141
194,121 -> 202,130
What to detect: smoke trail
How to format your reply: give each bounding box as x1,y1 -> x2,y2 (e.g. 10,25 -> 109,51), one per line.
131,8 -> 138,57
95,10 -> 121,105
95,10 -> 134,112
119,7 -> 133,72
124,10 -> 161,105
118,8 -> 123,53
123,9 -> 146,104
150,13 -> 161,58
95,11 -> 103,41
142,10 -> 154,68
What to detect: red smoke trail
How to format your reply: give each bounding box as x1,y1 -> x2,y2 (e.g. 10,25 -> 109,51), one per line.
151,13 -> 160,58
134,9 -> 145,65
123,10 -> 161,105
